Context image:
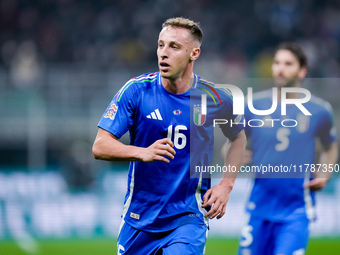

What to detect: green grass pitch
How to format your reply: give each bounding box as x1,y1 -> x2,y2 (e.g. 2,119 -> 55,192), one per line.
0,237 -> 339,254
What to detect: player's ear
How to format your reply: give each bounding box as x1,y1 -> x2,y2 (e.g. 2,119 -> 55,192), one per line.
190,47 -> 200,61
298,66 -> 307,78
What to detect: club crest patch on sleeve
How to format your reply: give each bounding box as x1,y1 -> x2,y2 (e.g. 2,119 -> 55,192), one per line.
104,103 -> 118,120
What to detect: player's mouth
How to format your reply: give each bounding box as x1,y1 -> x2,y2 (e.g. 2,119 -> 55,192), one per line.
159,62 -> 170,71
274,72 -> 285,79
274,74 -> 287,82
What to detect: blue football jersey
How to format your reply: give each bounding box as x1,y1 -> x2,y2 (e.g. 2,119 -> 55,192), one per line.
98,72 -> 244,232
244,89 -> 337,221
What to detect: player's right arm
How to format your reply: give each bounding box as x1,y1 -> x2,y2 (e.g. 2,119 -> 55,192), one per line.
93,74 -> 176,163
304,102 -> 338,191
92,128 -> 176,163
304,140 -> 338,191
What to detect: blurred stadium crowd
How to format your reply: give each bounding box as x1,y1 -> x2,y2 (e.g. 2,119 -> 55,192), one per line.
0,0 -> 340,76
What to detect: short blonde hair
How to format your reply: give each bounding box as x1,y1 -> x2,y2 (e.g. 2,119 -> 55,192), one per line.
162,17 -> 203,46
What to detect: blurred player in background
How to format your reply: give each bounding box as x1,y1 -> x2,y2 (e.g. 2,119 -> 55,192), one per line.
238,42 -> 338,255
92,17 -> 246,255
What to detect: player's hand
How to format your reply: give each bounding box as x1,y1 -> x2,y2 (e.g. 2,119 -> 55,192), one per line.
139,138 -> 176,163
303,178 -> 329,191
201,183 -> 231,220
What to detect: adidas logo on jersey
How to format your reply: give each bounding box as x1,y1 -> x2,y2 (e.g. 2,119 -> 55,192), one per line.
146,109 -> 163,120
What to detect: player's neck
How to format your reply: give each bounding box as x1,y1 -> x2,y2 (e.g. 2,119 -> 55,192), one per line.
277,84 -> 302,100
161,72 -> 195,94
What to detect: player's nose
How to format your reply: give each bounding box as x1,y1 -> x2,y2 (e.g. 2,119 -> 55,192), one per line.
158,46 -> 169,58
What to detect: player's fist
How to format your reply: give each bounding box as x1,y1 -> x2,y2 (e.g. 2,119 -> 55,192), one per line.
303,178 -> 328,191
139,138 -> 176,163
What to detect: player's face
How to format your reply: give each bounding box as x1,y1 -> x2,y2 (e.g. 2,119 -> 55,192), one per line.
157,26 -> 200,80
272,49 -> 306,87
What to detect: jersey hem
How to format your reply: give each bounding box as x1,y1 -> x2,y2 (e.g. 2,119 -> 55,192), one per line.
123,219 -> 208,233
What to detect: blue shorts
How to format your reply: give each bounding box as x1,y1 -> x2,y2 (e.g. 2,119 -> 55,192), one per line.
117,222 -> 208,255
238,215 -> 309,255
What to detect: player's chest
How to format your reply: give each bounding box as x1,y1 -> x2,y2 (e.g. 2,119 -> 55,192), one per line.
135,92 -> 190,131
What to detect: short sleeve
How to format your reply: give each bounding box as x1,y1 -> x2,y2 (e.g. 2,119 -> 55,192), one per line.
98,80 -> 137,138
317,103 -> 337,147
243,102 -> 252,137
218,88 -> 245,141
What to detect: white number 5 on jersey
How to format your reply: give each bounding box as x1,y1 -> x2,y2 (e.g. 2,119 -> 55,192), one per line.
275,127 -> 291,151
118,244 -> 125,255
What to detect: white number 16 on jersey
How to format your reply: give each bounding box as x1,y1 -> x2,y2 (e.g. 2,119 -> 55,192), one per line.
167,125 -> 187,150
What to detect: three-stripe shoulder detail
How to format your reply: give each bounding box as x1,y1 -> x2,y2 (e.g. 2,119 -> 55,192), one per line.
116,73 -> 158,101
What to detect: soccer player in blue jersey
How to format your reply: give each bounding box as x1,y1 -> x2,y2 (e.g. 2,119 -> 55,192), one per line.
92,17 -> 246,255
238,43 -> 338,255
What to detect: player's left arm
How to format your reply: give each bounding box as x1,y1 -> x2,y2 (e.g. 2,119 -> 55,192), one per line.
304,141 -> 338,191
202,129 -> 246,219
